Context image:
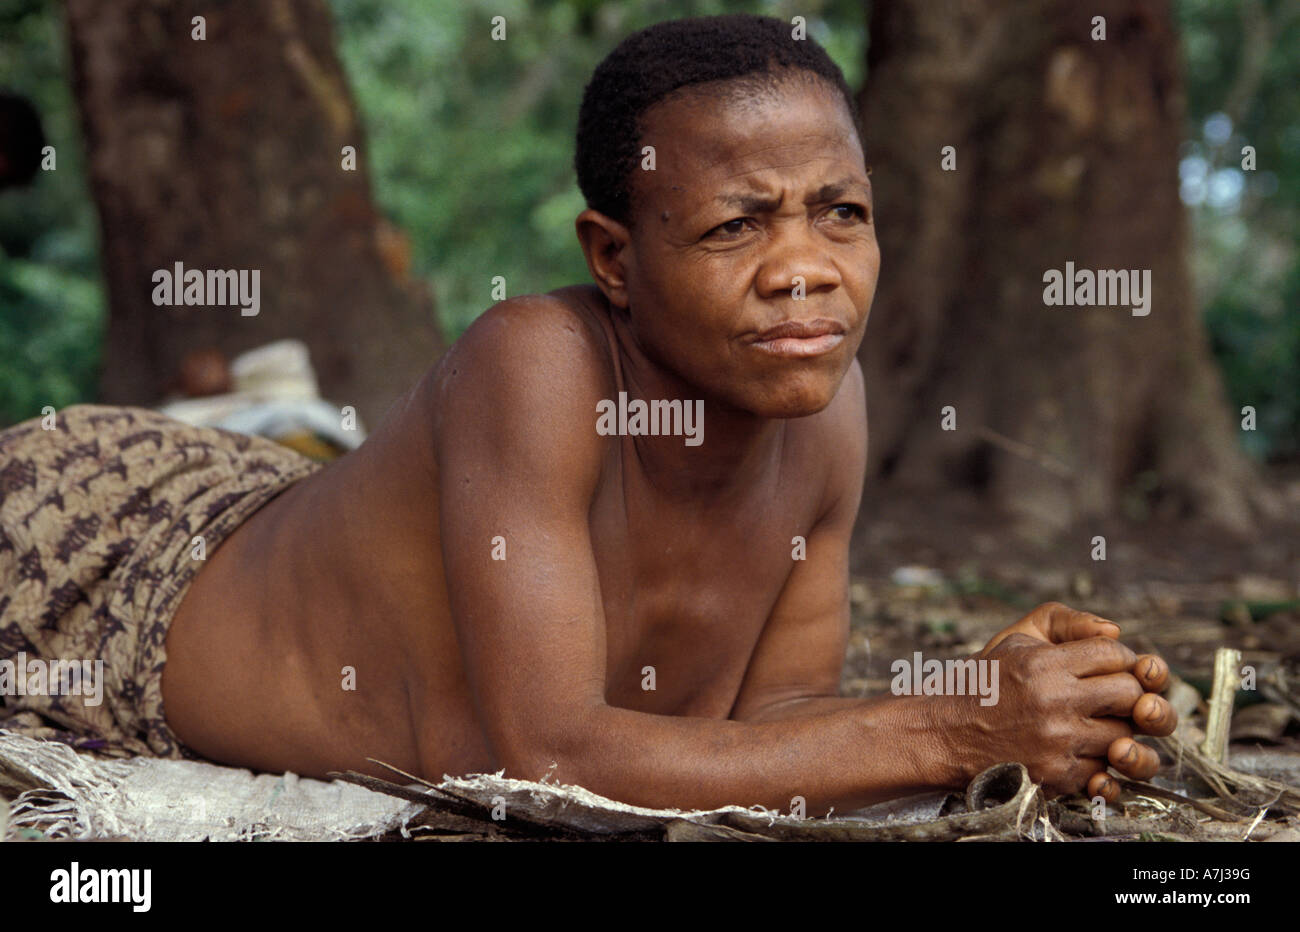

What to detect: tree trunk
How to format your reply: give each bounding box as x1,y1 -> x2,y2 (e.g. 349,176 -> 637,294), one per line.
856,0 -> 1275,536
64,0 -> 443,426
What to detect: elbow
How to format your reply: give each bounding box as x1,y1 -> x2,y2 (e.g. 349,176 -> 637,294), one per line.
496,748 -> 579,786
490,702 -> 606,786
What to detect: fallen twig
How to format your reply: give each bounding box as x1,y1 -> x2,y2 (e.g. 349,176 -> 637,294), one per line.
1112,777 -> 1240,821
1156,728 -> 1300,814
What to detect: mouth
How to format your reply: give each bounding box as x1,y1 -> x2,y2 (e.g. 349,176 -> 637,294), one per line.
749,318 -> 846,358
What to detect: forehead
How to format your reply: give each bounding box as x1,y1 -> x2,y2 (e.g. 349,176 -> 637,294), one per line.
634,78 -> 865,212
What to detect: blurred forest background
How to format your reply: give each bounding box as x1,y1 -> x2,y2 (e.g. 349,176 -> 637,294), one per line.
0,0 -> 1297,554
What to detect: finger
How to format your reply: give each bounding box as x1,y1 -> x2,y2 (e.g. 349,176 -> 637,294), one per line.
1131,692 -> 1178,737
1087,768 -> 1121,803
1078,672 -> 1145,718
1107,737 -> 1162,781
981,623 -> 1046,656
1056,636 -> 1138,678
1133,654 -> 1169,693
1058,756 -> 1110,798
1039,603 -> 1122,644
1075,715 -> 1133,758
979,631 -> 1011,656
984,631 -> 1045,656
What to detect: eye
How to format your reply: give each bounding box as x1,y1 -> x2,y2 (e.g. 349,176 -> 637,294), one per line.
706,217 -> 752,238
827,203 -> 868,222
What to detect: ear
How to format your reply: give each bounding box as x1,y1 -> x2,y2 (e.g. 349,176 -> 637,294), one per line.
575,208 -> 631,309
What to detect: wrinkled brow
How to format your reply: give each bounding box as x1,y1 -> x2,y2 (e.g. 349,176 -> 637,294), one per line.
715,177 -> 871,214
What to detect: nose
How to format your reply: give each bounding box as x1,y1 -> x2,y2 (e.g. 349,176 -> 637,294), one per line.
754,222 -> 843,300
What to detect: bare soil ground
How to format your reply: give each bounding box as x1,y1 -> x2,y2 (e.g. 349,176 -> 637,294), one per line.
845,466 -> 1300,688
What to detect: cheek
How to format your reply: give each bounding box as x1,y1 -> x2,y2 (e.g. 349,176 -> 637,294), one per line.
648,254 -> 747,329
850,243 -> 881,310
853,232 -> 881,275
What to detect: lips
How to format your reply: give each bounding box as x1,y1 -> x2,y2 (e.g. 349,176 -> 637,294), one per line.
753,318 -> 845,341
750,318 -> 847,358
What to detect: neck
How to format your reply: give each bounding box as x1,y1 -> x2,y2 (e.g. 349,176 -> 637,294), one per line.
607,306 -> 783,499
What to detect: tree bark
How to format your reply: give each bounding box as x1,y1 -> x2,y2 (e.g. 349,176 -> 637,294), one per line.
64,0 -> 443,426
857,0 -> 1274,535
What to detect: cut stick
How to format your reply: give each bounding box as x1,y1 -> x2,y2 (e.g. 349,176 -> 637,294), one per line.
1201,647 -> 1241,764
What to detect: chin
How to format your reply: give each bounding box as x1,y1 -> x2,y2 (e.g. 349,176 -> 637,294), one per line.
748,381 -> 839,419
703,359 -> 848,419
770,398 -> 835,419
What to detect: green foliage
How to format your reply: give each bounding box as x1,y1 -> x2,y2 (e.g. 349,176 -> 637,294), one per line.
0,0 -> 105,427
1176,0 -> 1300,459
0,254 -> 101,422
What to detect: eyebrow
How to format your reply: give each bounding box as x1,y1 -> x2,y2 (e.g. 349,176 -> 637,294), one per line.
715,177 -> 871,214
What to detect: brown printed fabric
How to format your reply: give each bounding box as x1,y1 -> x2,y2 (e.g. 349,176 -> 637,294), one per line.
0,405 -> 321,760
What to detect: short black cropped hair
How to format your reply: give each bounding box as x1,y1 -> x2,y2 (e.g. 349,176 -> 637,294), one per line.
574,14 -> 862,225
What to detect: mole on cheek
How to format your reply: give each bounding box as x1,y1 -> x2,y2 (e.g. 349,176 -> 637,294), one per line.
661,210 -> 671,222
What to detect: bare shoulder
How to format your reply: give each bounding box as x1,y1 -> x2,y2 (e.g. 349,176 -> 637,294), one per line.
426,287 -> 616,478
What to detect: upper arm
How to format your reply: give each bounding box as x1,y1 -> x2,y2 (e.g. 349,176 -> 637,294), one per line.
729,359 -> 868,722
431,296 -> 613,772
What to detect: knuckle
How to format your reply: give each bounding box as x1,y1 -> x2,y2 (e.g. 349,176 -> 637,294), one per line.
1039,711 -> 1076,749
1108,638 -> 1137,664
1119,675 -> 1144,706
1021,646 -> 1053,674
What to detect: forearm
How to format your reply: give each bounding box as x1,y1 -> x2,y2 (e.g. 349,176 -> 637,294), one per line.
738,695 -> 877,722
509,693 -> 969,814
